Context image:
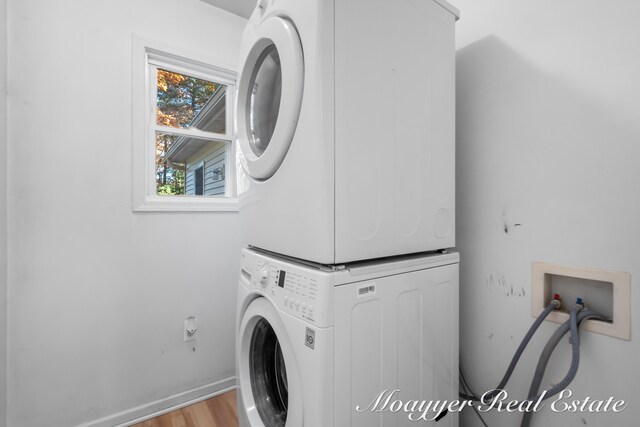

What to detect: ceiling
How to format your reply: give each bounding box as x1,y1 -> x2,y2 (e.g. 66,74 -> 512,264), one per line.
200,0 -> 255,18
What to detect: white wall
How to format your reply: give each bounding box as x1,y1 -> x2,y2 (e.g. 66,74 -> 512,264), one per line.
6,1 -> 245,426
455,1 -> 640,426
0,0 -> 7,424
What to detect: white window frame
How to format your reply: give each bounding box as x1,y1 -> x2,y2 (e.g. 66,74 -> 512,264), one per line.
132,35 -> 239,212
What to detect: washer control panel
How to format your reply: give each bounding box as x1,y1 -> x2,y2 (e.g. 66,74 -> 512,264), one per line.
244,251 -> 333,327
276,268 -> 318,320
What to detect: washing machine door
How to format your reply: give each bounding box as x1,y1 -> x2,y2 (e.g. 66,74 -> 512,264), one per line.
238,298 -> 303,426
236,16 -> 304,180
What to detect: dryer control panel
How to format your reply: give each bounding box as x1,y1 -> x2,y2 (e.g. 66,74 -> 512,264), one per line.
242,249 -> 334,328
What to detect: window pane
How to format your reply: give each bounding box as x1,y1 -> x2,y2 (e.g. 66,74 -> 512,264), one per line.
155,132 -> 227,197
156,69 -> 227,134
194,166 -> 204,196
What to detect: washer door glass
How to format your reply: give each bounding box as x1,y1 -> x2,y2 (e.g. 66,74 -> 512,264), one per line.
247,45 -> 282,157
236,16 -> 303,180
250,317 -> 288,426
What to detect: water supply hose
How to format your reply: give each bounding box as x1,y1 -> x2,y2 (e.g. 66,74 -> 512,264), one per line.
459,299 -> 560,402
520,307 -> 606,427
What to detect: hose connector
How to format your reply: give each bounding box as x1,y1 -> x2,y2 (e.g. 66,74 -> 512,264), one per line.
574,297 -> 585,311
550,293 -> 562,309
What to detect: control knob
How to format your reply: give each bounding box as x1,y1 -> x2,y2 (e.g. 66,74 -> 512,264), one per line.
258,265 -> 270,288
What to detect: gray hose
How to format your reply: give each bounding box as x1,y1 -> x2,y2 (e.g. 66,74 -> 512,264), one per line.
520,308 -> 606,427
459,362 -> 483,401
459,371 -> 489,427
530,305 -> 580,402
481,301 -> 559,401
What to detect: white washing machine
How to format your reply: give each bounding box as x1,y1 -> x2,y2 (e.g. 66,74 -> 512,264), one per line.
236,0 -> 460,264
236,247 -> 459,427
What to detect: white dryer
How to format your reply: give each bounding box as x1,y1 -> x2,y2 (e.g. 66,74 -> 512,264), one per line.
236,0 -> 460,264
236,247 -> 459,427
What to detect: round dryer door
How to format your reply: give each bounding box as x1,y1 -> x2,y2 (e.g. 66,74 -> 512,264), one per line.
236,16 -> 303,180
238,298 -> 303,426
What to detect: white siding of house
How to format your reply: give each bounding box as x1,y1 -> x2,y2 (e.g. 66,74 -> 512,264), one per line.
185,141 -> 227,196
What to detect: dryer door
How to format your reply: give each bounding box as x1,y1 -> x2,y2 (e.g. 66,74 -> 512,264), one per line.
236,16 -> 304,180
238,298 -> 303,426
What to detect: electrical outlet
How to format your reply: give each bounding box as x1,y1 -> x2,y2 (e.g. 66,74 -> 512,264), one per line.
184,316 -> 197,342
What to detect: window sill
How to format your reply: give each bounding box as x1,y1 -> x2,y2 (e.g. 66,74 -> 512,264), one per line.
133,196 -> 239,212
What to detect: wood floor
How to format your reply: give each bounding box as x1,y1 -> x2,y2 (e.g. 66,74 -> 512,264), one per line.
132,390 -> 238,427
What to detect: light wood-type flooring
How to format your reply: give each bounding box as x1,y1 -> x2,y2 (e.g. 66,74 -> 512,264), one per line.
132,390 -> 238,427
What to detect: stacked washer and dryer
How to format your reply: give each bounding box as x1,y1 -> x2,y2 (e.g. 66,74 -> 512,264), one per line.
234,0 -> 460,426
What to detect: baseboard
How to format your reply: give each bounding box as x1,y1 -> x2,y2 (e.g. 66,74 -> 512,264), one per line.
76,376 -> 237,427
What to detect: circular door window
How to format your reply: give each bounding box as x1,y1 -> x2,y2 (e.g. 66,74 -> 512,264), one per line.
237,17 -> 304,180
250,318 -> 288,426
246,45 -> 282,157
238,298 -> 303,426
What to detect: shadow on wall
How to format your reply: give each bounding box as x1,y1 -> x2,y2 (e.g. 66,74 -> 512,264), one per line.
455,35 -> 640,426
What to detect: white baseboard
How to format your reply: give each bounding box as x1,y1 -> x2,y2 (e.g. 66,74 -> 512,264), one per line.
76,376 -> 237,427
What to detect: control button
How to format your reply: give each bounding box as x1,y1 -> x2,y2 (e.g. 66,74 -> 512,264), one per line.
301,303 -> 307,310
308,305 -> 314,314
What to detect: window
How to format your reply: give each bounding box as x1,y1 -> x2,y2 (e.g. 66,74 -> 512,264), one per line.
132,36 -> 238,211
192,164 -> 204,196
